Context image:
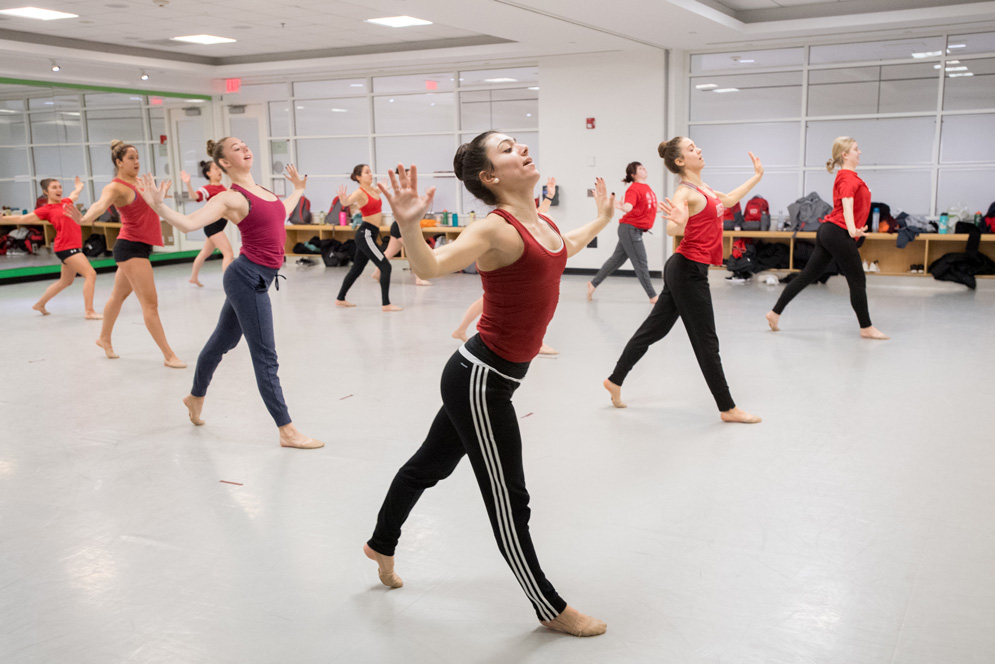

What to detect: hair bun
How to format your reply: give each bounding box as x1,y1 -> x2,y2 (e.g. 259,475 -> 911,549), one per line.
206,139 -> 217,155
453,143 -> 469,181
110,139 -> 123,149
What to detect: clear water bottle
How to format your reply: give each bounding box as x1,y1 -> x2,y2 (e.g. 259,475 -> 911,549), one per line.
871,207 -> 880,233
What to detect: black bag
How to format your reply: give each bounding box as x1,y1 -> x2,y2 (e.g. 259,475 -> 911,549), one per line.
287,196 -> 312,224
83,233 -> 107,257
319,238 -> 350,267
96,206 -> 120,223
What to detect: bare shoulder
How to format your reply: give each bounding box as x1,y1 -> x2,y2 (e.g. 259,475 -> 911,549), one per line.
217,189 -> 250,221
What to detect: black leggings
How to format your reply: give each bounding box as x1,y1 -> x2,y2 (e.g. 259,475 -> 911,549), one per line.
368,335 -> 567,622
772,222 -> 871,328
608,253 -> 735,412
336,222 -> 392,305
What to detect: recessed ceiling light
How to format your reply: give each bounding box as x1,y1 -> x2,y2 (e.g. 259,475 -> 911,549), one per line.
945,66 -> 968,72
695,83 -> 718,90
484,78 -> 517,83
0,7 -> 78,20
331,108 -> 347,112
948,44 -> 967,49
365,16 -> 432,28
712,88 -> 739,93
140,71 -> 149,81
948,72 -> 974,77
171,34 -> 236,45
50,60 -> 60,72
528,86 -> 539,91
526,113 -> 532,117
737,59 -> 755,64
911,51 -> 942,58
948,60 -> 960,64
185,99 -> 204,103
933,64 -> 941,69
350,83 -> 365,88
296,106 -> 305,110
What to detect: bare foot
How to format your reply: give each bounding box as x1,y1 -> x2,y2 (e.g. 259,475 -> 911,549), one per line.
541,605 -> 606,637
649,295 -> 659,304
766,311 -> 780,332
278,423 -> 324,449
364,543 -> 403,588
96,338 -> 119,359
85,311 -> 103,320
32,303 -> 50,315
603,379 -> 626,408
183,395 -> 205,426
720,407 -> 762,424
860,326 -> 889,340
586,281 -> 595,301
335,299 -> 356,307
164,357 -> 187,369
189,278 -> 204,287
382,304 -> 403,312
370,270 -> 380,281
415,277 -> 433,286
538,343 -> 559,355
452,330 -> 468,342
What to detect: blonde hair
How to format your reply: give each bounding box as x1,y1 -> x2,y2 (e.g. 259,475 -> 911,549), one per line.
826,136 -> 856,172
110,139 -> 136,172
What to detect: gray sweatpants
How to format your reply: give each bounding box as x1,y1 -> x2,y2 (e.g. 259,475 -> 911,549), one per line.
591,223 -> 657,298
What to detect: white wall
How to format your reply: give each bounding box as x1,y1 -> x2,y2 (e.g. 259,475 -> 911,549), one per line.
538,48 -> 668,271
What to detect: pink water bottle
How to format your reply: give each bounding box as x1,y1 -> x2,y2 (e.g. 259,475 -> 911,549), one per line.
339,210 -> 347,226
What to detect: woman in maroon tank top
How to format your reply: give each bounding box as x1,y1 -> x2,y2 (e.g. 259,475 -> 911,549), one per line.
137,137 -> 322,451
603,136 -> 762,423
365,132 -> 615,637
68,140 -> 185,368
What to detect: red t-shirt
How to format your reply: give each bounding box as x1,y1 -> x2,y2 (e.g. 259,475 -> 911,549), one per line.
620,182 -> 657,230
675,183 -> 724,266
823,169 -> 870,236
34,197 -> 81,251
195,184 -> 227,202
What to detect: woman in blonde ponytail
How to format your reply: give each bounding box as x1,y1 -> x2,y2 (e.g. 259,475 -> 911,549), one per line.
766,137 -> 888,339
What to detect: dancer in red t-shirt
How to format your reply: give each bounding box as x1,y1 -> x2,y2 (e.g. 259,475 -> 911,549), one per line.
8,177 -> 100,318
604,137 -> 762,423
365,133 -> 615,637
65,141 -> 184,367
766,137 -> 888,339
587,162 -> 660,303
180,151 -> 235,287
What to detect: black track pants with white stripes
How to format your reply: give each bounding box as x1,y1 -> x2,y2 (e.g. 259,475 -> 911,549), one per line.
368,338 -> 568,622
336,221 -> 392,305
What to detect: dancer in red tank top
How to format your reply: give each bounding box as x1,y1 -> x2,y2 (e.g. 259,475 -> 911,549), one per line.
603,136 -> 762,424
180,150 -> 235,287
67,140 -> 184,368
137,137 -> 322,451
365,132 -> 615,637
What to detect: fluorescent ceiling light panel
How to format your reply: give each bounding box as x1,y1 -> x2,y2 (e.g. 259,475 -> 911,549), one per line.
712,88 -> 739,93
945,66 -> 968,71
948,72 -> 974,77
696,83 -> 718,89
528,86 -> 540,90
331,108 -> 347,112
948,44 -> 967,49
738,59 -> 755,64
911,51 -> 942,58
171,34 -> 236,45
365,16 -> 432,28
0,7 -> 78,20
484,78 -> 517,83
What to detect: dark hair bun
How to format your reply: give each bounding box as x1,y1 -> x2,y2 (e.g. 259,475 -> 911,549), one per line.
453,143 -> 469,181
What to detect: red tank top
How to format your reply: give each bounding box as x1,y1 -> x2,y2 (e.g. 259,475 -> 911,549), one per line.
34,198 -> 81,251
113,178 -> 163,246
675,182 -> 724,265
231,184 -> 287,269
358,189 -> 382,217
476,209 -> 567,363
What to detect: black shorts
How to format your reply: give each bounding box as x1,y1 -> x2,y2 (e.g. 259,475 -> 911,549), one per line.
55,248 -> 82,263
390,221 -> 401,239
113,238 -> 153,263
204,218 -> 228,238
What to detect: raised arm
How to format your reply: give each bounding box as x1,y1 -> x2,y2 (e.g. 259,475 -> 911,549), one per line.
67,176 -> 84,204
131,173 -> 247,233
561,178 -> 615,258
3,211 -> 42,224
281,164 -> 307,215
537,176 -> 557,215
179,171 -> 201,202
337,183 -> 365,209
713,152 -> 763,209
78,182 -> 123,225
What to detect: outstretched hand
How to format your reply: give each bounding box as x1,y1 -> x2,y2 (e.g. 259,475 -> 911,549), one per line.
137,173 -> 171,211
179,170 -> 191,185
546,176 -> 557,199
73,175 -> 83,191
593,177 -> 615,221
284,163 -> 307,191
748,151 -> 764,178
660,197 -> 689,226
378,163 -> 435,227
63,202 -> 83,224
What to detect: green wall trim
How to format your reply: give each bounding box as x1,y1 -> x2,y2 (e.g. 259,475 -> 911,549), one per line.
0,77 -> 211,101
0,250 -> 204,280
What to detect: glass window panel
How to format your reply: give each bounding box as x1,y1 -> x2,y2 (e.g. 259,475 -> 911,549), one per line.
149,109 -> 166,143
416,178 -> 458,215
810,37 -> 945,64
459,67 -> 539,87
947,32 -> 995,55
375,135 -> 455,174
808,63 -> 938,115
373,73 -> 455,94
805,169 -> 932,216
270,140 -> 292,175
0,147 -> 28,178
690,48 -> 804,73
32,145 -> 86,178
808,81 -> 879,116
461,90 -> 538,132
295,137 -> 369,175
26,94 -> 78,111
0,112 -> 27,146
269,101 -> 291,137
86,108 -> 145,143
300,177 -> 354,216
29,111 -> 83,144
0,99 -> 25,111
293,78 -> 368,98
937,168 -> 995,214
697,170 -> 800,219
84,93 -> 144,107
374,93 -> 454,133
0,180 -> 32,210
690,71 -> 802,121
294,97 -> 370,136
689,122 -> 800,168
940,114 -> 995,163
805,118 -> 935,167
88,143 -> 150,177
151,141 -> 171,178
943,57 -> 995,110
224,83 -> 289,104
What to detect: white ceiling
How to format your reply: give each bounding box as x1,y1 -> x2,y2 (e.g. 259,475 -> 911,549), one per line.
1,0 -> 994,93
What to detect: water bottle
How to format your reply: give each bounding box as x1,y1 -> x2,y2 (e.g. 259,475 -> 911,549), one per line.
760,211 -> 770,231
975,211 -> 984,227
469,210 -> 476,223
871,207 -> 880,233
451,212 -> 458,227
938,212 -> 948,234
442,210 -> 449,226
338,210 -> 347,226
777,210 -> 785,231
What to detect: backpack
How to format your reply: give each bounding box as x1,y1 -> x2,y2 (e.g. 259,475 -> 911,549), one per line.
328,196 -> 349,225
984,201 -> 995,233
288,196 -> 312,224
743,196 -> 769,222
97,206 -> 120,223
722,202 -> 743,231
83,233 -> 107,257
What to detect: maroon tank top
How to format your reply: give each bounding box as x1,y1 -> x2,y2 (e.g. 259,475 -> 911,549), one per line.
231,184 -> 287,269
